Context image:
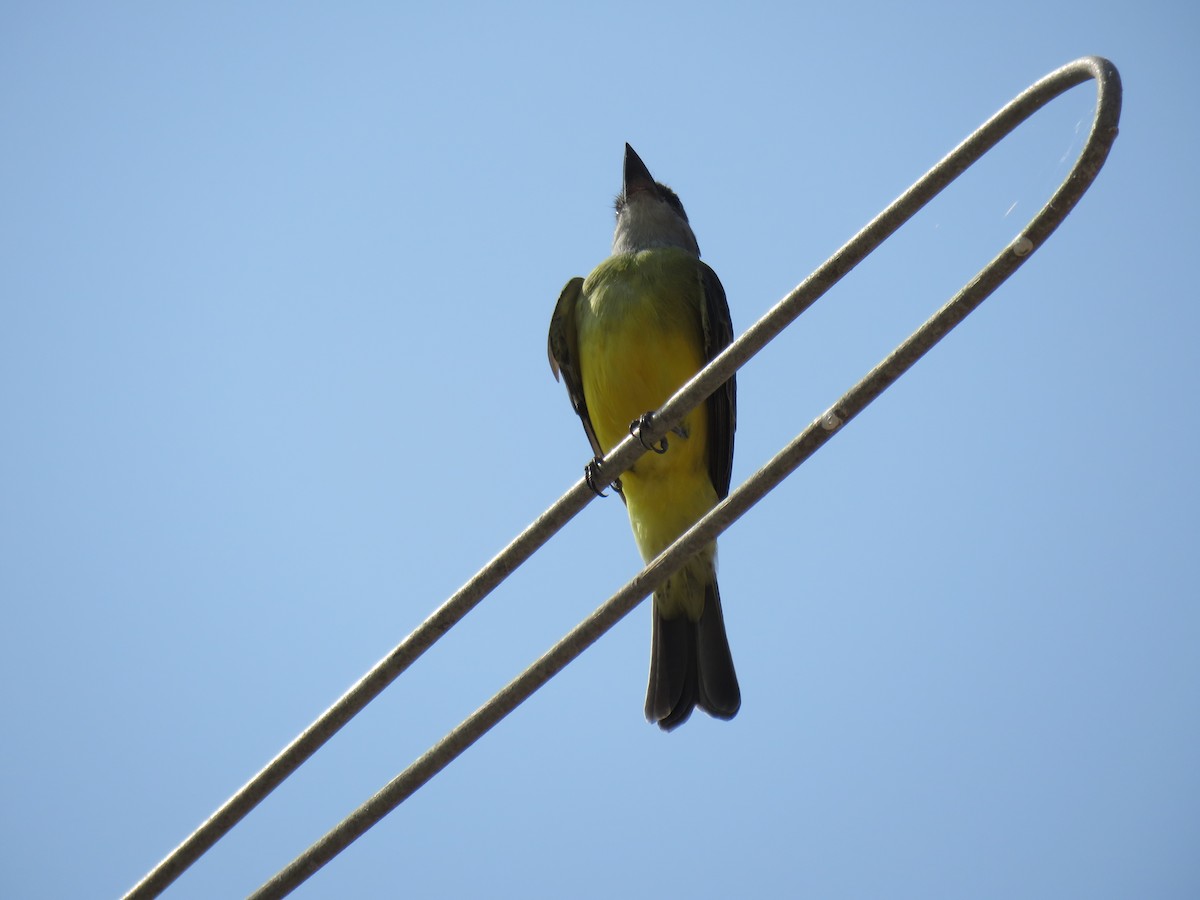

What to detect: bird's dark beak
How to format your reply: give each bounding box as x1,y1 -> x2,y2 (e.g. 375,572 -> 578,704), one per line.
623,143 -> 656,198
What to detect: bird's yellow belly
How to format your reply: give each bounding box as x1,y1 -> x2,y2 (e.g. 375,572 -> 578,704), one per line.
579,302 -> 717,576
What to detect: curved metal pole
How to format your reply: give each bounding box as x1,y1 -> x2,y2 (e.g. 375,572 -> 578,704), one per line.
124,56 -> 1120,900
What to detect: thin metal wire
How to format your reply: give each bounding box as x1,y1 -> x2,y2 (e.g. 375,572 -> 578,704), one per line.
124,56 -> 1120,899
244,56 -> 1122,899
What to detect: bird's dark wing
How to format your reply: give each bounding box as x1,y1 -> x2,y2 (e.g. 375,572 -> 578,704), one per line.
699,262 -> 736,499
548,276 -> 605,461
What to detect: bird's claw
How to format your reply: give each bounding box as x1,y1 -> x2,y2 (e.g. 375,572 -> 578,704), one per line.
585,456 -> 612,497
630,412 -> 668,454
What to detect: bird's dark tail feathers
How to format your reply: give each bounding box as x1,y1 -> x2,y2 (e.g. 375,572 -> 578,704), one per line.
645,580 -> 740,731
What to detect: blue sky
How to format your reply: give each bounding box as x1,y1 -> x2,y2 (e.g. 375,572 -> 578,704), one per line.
2,2 -> 1197,898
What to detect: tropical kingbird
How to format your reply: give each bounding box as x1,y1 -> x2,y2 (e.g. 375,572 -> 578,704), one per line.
547,144 -> 740,730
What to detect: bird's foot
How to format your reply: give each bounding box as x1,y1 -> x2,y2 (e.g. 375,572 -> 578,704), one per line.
584,456 -> 615,497
630,412 -> 668,454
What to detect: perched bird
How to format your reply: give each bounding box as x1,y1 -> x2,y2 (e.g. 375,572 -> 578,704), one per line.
548,144 -> 740,730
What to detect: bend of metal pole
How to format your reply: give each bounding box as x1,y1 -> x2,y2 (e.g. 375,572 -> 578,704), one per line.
124,57 -> 1119,899
244,56 -> 1121,900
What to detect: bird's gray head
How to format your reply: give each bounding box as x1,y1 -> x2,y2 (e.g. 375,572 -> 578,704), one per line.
611,144 -> 701,257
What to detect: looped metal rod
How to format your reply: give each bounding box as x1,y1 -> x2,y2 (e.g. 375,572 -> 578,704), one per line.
125,56 -> 1121,900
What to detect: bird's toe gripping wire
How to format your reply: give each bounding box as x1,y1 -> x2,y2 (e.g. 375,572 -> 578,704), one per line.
630,412 -> 668,454
584,456 -> 620,498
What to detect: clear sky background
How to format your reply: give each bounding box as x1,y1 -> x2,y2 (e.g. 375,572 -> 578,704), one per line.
2,2 -> 1197,898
